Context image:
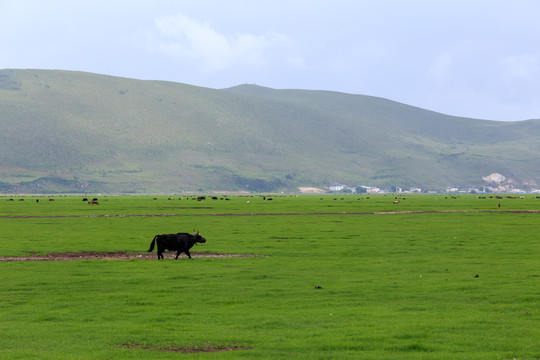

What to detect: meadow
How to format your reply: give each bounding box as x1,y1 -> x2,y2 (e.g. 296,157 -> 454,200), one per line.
0,194 -> 538,359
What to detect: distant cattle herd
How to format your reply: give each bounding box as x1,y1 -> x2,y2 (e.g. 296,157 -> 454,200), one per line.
5,195 -> 540,203
82,198 -> 99,205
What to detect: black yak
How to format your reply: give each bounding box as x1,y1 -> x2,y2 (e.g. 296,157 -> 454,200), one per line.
148,230 -> 207,259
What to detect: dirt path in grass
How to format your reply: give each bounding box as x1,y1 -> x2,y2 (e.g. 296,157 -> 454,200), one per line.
1,209 -> 539,220
0,251 -> 263,262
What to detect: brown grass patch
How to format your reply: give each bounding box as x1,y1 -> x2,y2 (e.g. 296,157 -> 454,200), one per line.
122,343 -> 252,353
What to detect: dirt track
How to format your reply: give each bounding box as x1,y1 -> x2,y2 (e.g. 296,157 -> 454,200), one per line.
0,251 -> 263,262
1,209 -> 539,219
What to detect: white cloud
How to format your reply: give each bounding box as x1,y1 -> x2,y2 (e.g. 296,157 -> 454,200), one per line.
427,51 -> 455,81
153,13 -> 297,73
500,53 -> 539,80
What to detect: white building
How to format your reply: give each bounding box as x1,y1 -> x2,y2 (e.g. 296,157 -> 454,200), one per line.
329,183 -> 345,192
356,185 -> 381,194
366,186 -> 381,194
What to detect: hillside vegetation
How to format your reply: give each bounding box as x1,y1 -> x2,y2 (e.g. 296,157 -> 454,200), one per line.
1,69 -> 540,193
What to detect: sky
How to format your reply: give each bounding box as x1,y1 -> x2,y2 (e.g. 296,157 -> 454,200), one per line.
1,0 -> 539,121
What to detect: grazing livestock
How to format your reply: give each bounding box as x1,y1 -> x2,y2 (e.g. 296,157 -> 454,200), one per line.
88,201 -> 99,205
148,231 -> 207,259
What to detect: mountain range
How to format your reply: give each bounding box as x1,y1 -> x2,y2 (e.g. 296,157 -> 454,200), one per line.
1,69 -> 539,193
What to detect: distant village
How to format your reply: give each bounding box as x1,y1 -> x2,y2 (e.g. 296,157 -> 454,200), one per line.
299,173 -> 540,194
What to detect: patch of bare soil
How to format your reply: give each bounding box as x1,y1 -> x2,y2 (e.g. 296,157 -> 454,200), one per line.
0,251 -> 263,262
121,343 -> 251,353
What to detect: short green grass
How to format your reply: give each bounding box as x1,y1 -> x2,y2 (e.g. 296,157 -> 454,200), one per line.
0,195 -> 538,359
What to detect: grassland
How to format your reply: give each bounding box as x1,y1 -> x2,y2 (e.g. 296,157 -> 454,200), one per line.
0,194 -> 538,359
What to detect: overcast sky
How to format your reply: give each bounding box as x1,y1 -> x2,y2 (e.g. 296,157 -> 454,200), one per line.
1,0 -> 539,121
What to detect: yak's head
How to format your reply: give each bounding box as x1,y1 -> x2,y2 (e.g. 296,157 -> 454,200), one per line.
193,229 -> 207,245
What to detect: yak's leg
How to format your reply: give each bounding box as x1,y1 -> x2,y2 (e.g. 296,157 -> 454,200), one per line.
175,251 -> 181,259
185,250 -> 192,259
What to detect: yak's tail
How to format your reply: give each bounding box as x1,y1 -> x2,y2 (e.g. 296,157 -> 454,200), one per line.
148,235 -> 159,252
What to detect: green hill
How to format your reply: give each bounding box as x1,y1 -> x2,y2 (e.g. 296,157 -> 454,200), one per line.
1,69 -> 539,193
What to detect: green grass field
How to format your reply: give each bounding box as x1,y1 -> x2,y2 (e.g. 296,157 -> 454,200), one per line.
0,194 -> 538,359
